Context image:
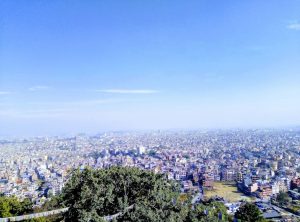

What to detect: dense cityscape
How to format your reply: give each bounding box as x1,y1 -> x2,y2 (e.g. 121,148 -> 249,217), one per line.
1,129 -> 300,221
1,1 -> 300,220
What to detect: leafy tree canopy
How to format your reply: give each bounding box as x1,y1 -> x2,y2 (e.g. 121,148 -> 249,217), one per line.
61,167 -> 230,222
185,199 -> 230,222
0,196 -> 33,217
234,202 -> 266,222
276,191 -> 290,206
62,167 -> 185,221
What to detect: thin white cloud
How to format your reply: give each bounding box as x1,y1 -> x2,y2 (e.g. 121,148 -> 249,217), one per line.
66,99 -> 120,106
28,99 -> 121,106
96,89 -> 159,94
28,86 -> 50,91
0,99 -> 125,118
287,22 -> 300,31
0,91 -> 11,95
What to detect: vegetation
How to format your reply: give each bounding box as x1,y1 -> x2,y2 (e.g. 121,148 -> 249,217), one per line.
276,191 -> 290,206
1,168 -> 269,222
186,199 -> 231,222
272,192 -> 300,215
61,167 -> 230,222
25,218 -> 48,222
62,167 -> 183,221
0,195 -> 65,222
36,196 -> 64,212
0,196 -> 32,217
183,154 -> 190,159
234,202 -> 266,222
148,150 -> 157,156
33,196 -> 64,222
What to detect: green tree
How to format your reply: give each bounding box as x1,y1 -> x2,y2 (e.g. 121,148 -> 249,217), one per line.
25,218 -> 48,222
38,196 -> 64,212
62,167 -> 231,222
21,198 -> 34,214
62,167 -> 187,222
185,200 -> 229,222
276,191 -> 290,206
0,197 -> 12,217
0,196 -> 33,217
234,202 -> 265,222
148,150 -> 156,156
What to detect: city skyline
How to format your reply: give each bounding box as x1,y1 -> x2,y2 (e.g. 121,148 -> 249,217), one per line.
1,0 -> 300,136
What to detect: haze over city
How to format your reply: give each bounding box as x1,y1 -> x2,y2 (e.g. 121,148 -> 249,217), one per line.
2,1 -> 300,222
1,0 -> 300,136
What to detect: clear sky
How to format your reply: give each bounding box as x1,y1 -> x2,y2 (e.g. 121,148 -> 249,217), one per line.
0,0 -> 300,136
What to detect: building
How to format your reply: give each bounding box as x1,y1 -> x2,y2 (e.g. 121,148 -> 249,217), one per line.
138,146 -> 146,155
257,186 -> 273,199
221,169 -> 236,181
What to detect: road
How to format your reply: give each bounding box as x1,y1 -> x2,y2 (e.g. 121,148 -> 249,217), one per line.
270,203 -> 300,219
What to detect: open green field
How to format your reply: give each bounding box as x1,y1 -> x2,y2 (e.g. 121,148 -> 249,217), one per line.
204,182 -> 252,202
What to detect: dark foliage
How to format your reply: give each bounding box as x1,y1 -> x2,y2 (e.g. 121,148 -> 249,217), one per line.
234,202 -> 265,222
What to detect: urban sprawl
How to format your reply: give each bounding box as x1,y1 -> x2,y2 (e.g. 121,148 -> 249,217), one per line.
1,129 -> 300,221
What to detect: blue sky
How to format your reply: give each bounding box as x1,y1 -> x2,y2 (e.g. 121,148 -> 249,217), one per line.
0,0 -> 300,136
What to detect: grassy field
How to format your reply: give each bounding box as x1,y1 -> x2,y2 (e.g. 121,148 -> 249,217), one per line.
204,182 -> 252,202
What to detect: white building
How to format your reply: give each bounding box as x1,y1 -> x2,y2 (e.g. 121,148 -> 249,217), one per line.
138,146 -> 146,155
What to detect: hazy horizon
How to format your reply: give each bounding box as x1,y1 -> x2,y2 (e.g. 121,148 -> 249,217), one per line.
1,0 -> 300,136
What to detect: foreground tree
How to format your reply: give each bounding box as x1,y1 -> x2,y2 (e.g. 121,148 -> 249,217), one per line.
62,167 -> 231,222
62,167 -> 187,222
234,202 -> 265,222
